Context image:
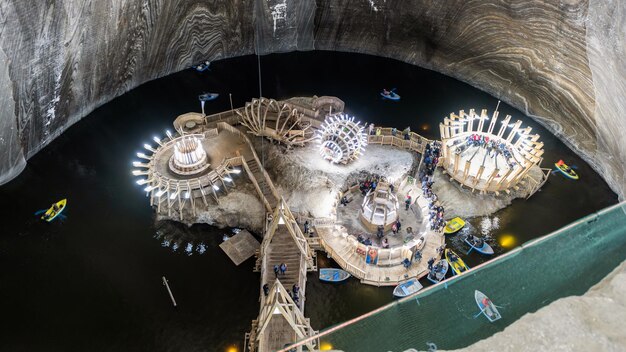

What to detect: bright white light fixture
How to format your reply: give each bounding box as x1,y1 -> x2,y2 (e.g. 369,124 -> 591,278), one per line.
212,184 -> 219,191
136,152 -> 151,160
223,176 -> 232,182
143,144 -> 156,153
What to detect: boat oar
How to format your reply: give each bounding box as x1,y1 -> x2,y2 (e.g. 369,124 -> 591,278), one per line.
473,306 -> 488,319
466,246 -> 474,255
34,209 -> 47,215
58,214 -> 67,221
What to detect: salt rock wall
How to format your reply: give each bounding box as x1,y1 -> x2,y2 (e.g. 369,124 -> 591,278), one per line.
1,0 -> 625,199
0,0 -> 257,183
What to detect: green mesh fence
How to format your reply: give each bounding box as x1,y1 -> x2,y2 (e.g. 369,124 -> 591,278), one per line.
286,202 -> 626,352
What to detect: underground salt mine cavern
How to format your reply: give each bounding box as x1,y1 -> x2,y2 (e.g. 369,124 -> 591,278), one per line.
1,1 -> 625,351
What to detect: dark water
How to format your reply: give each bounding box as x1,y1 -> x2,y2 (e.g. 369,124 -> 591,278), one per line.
0,51 -> 617,351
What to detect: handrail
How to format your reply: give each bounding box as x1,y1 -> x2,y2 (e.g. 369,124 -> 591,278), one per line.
216,122 -> 281,203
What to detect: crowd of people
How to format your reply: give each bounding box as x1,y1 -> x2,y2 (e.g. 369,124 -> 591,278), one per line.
452,133 -> 518,168
420,142 -> 446,233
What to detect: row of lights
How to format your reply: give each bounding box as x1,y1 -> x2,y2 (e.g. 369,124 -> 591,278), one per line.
131,129 -> 241,199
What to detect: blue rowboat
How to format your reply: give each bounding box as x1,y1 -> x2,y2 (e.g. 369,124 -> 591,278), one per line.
393,278 -> 423,298
192,61 -> 210,72
199,92 -> 219,101
464,235 -> 495,255
381,90 -> 400,101
319,268 -> 351,283
426,259 -> 449,284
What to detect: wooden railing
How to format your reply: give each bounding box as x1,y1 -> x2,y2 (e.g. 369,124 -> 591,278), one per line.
367,128 -> 431,154
217,122 -> 280,202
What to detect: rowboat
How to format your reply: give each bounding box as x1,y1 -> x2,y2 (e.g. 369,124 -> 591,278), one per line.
192,61 -> 210,72
445,249 -> 470,275
475,290 -> 502,322
319,268 -> 351,283
444,217 -> 465,234
41,199 -> 67,222
464,235 -> 495,255
427,259 -> 449,283
554,160 -> 578,180
393,278 -> 423,298
380,89 -> 400,101
198,92 -> 219,101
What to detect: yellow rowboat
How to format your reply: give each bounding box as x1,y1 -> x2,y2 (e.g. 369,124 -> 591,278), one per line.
41,199 -> 67,222
554,160 -> 579,180
445,249 -> 470,275
444,217 -> 465,235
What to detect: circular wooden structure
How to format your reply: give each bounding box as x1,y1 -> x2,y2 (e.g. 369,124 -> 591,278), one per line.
318,113 -> 367,164
439,108 -> 544,194
359,181 -> 399,232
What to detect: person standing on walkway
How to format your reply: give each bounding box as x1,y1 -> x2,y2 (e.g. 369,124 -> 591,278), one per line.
280,263 -> 287,275
263,283 -> 269,296
303,220 -> 310,234
292,283 -> 300,296
274,264 -> 280,278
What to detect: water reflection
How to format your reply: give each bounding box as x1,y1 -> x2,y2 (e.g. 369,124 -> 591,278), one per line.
154,220 -> 221,256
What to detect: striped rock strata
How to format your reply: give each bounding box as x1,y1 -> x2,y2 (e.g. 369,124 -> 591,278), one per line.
0,0 -> 624,199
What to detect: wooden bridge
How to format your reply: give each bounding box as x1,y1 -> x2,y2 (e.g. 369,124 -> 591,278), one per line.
245,198 -> 318,352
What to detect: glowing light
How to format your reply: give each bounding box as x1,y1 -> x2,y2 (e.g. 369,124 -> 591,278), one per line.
184,191 -> 191,199
166,130 -> 173,139
420,123 -> 430,131
223,176 -> 233,182
136,152 -> 151,160
226,346 -> 238,352
318,113 -> 367,164
230,168 -> 241,174
319,342 -> 333,351
144,185 -> 156,192
212,184 -> 219,191
499,234 -> 517,249
153,136 -> 162,144
143,144 -> 156,153
136,179 -> 148,185
132,170 -> 148,176
155,189 -> 166,197
169,191 -> 179,200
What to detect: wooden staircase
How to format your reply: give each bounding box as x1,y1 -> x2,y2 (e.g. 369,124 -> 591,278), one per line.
246,158 -> 278,208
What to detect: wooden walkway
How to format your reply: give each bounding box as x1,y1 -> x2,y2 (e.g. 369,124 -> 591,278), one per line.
246,200 -> 317,352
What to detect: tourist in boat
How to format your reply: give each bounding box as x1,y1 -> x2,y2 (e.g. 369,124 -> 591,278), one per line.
263,283 -> 269,296
427,257 -> 435,270
222,234 -> 229,241
279,263 -> 287,275
383,89 -> 390,96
